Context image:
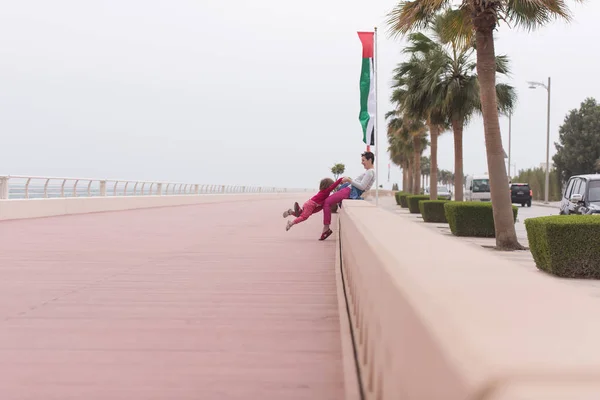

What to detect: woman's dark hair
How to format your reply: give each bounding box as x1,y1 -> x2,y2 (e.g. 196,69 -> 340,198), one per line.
362,151 -> 375,163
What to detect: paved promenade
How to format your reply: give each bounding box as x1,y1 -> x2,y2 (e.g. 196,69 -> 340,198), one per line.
0,197 -> 344,399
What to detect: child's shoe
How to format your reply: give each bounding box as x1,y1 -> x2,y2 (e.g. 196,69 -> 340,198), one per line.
293,202 -> 302,217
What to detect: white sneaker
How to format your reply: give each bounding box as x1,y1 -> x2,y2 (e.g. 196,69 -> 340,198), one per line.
282,209 -> 293,218
286,220 -> 293,231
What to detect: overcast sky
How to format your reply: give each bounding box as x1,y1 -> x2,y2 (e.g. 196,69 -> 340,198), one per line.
0,1 -> 598,189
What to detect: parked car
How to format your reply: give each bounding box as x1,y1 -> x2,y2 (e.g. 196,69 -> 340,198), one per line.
465,175 -> 490,201
424,186 -> 452,200
559,174 -> 600,215
510,183 -> 532,207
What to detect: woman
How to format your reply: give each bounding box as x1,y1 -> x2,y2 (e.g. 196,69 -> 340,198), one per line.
319,151 -> 375,240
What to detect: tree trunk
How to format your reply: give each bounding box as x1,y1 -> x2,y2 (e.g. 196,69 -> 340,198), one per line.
413,138 -> 421,194
402,161 -> 410,193
475,23 -> 523,250
452,119 -> 464,202
406,162 -> 413,194
429,123 -> 439,200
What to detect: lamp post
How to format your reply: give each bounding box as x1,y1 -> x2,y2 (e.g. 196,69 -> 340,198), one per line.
508,111 -> 512,180
527,77 -> 551,204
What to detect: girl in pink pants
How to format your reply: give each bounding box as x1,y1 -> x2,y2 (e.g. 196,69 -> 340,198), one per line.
283,177 -> 342,232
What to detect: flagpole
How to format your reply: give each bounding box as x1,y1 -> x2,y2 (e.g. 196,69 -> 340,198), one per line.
374,26 -> 379,206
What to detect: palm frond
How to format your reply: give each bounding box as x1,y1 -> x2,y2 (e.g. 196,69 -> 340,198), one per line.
385,110 -> 399,120
505,0 -> 580,31
385,0 -> 450,37
495,83 -> 518,116
438,6 -> 473,49
495,54 -> 511,75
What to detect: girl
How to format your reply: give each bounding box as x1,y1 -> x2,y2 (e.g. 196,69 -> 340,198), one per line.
283,177 -> 342,232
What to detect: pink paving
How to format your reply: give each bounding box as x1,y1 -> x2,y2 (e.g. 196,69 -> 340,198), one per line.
0,198 -> 345,399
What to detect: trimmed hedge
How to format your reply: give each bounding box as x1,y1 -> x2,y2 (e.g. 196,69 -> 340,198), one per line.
419,200 -> 451,223
525,215 -> 600,278
407,195 -> 430,214
444,202 -> 518,237
399,193 -> 410,208
394,191 -> 407,206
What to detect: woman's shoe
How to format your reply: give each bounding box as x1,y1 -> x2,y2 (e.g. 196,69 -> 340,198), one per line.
319,229 -> 333,241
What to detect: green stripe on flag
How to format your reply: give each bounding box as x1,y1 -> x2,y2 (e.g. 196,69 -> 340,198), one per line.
358,57 -> 371,144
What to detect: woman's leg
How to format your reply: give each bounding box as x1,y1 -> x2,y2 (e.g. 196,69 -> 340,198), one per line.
322,187 -> 350,228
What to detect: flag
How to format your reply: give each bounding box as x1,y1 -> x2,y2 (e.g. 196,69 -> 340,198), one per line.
358,31 -> 375,148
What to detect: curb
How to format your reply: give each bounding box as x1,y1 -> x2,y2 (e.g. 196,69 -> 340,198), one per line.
532,202 -> 559,209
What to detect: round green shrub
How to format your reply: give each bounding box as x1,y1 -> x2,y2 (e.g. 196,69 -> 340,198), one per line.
399,194 -> 410,208
407,195 -> 430,214
525,215 -> 600,278
394,191 -> 407,206
419,200 -> 451,223
444,202 -> 518,237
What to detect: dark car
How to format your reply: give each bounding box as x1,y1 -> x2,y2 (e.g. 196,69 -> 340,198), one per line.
510,183 -> 532,207
559,174 -> 600,215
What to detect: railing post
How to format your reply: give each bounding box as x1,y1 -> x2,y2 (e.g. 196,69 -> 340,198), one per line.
0,176 -> 9,199
221,185 -> 225,193
194,184 -> 199,194
156,183 -> 163,196
99,180 -> 107,196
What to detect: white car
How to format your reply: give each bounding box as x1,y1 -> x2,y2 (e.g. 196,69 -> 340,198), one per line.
424,186 -> 452,200
465,175 -> 491,201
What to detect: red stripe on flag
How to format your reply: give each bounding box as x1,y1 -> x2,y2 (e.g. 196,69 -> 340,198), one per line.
357,31 -> 374,58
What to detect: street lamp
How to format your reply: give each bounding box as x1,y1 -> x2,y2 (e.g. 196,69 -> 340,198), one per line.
527,77 -> 551,204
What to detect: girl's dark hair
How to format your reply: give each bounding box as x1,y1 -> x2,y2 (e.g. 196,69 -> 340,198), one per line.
319,178 -> 335,191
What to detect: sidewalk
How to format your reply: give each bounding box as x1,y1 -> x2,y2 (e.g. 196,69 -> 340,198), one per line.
0,198 -> 345,399
374,196 -> 600,292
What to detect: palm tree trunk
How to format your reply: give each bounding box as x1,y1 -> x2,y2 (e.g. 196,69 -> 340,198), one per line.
407,161 -> 413,194
452,119 -> 464,202
475,25 -> 523,250
403,161 -> 410,192
413,138 -> 421,194
401,165 -> 406,191
429,123 -> 439,200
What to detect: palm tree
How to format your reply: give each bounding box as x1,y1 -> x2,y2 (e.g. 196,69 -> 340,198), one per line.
390,51 -> 447,200
421,155 -> 431,189
394,12 -> 515,202
386,2 -> 555,250
387,112 -> 429,194
387,115 -> 412,192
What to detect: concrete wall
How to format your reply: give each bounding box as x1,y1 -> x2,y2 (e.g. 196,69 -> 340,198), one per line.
0,193 -> 299,221
338,200 -> 600,399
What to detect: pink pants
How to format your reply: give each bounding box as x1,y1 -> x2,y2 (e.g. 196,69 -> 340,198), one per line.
293,200 -> 323,224
322,187 -> 351,225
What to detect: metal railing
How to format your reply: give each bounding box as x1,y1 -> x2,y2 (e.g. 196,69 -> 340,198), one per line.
0,175 -> 311,200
